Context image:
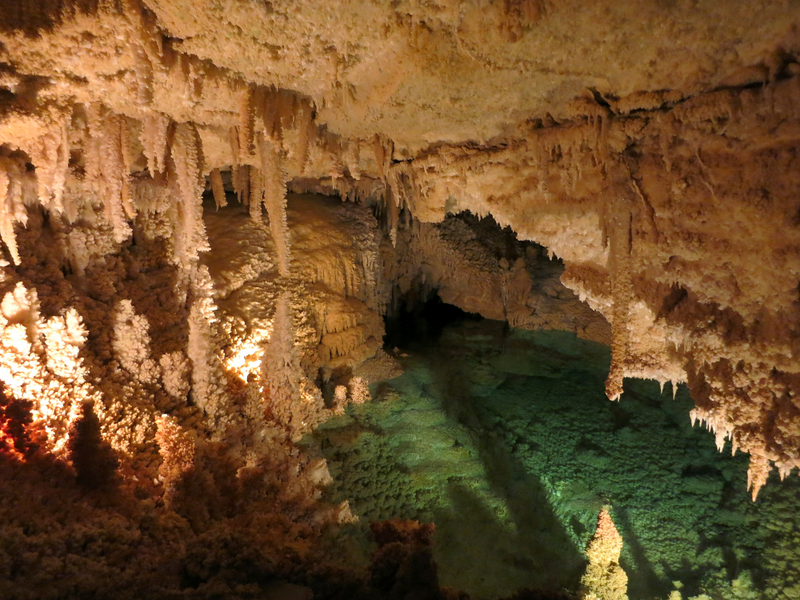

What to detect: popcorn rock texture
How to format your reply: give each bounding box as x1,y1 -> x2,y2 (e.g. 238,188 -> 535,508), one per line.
581,509 -> 629,600
0,0 -> 799,597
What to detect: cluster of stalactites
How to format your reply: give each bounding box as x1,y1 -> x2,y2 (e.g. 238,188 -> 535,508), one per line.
229,85 -> 321,277
84,104 -> 137,243
689,405 -> 797,502
0,104 -> 71,265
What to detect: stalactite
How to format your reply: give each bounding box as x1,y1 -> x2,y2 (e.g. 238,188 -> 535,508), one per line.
227,126 -> 243,201
171,121 -> 210,267
140,113 -> 169,175
274,90 -> 296,143
373,133 -> 393,179
239,165 -> 251,206
343,139 -> 361,180
261,88 -> 279,141
0,157 -> 28,265
249,164 -> 263,219
386,187 -> 400,247
747,453 -> 772,502
117,116 -> 136,220
28,115 -> 70,214
605,178 -> 633,402
289,98 -> 314,176
87,106 -> 133,243
385,165 -> 415,248
238,84 -> 254,159
98,113 -> 130,232
257,133 -> 291,276
209,168 -> 227,209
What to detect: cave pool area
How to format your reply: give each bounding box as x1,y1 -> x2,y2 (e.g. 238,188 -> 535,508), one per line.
304,315 -> 800,600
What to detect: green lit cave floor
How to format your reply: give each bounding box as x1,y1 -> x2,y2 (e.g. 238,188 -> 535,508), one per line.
307,319 -> 800,600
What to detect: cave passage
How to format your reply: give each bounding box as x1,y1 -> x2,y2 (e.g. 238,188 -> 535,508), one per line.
311,313 -> 800,600
383,289 -> 484,350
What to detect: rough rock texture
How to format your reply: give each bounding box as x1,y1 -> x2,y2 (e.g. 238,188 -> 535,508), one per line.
581,509 -> 628,600
0,0 -> 797,547
383,212 -> 611,344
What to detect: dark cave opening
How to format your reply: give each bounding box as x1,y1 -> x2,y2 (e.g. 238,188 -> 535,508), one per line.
383,289 -> 484,351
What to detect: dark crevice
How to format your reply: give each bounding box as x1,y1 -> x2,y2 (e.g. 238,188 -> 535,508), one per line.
384,289 -> 482,351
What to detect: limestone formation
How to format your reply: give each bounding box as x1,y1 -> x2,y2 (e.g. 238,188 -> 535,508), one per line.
581,509 -> 629,600
0,0 -> 798,596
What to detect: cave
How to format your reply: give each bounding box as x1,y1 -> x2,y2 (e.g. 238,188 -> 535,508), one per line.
0,2 -> 799,599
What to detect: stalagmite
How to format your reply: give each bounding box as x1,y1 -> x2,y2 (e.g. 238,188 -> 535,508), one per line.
113,300 -> 159,385
155,413 -> 195,505
581,509 -> 629,600
261,291 -> 318,437
159,351 -> 190,400
186,266 -> 225,418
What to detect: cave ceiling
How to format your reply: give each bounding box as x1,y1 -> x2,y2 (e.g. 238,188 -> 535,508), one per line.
3,0 -> 797,150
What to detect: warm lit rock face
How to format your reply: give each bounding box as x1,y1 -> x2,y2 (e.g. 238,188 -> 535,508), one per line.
0,0 -> 799,504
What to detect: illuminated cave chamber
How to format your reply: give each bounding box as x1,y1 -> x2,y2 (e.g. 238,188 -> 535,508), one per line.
1,2 -> 800,600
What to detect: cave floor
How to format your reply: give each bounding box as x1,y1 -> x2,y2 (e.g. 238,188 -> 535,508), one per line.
310,319 -> 800,600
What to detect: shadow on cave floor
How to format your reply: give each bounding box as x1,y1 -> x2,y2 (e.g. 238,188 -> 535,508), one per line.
431,480 -> 582,598
419,352 -> 585,594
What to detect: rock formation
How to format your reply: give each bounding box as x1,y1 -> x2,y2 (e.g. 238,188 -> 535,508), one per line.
581,509 -> 629,600
0,0 -> 799,596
